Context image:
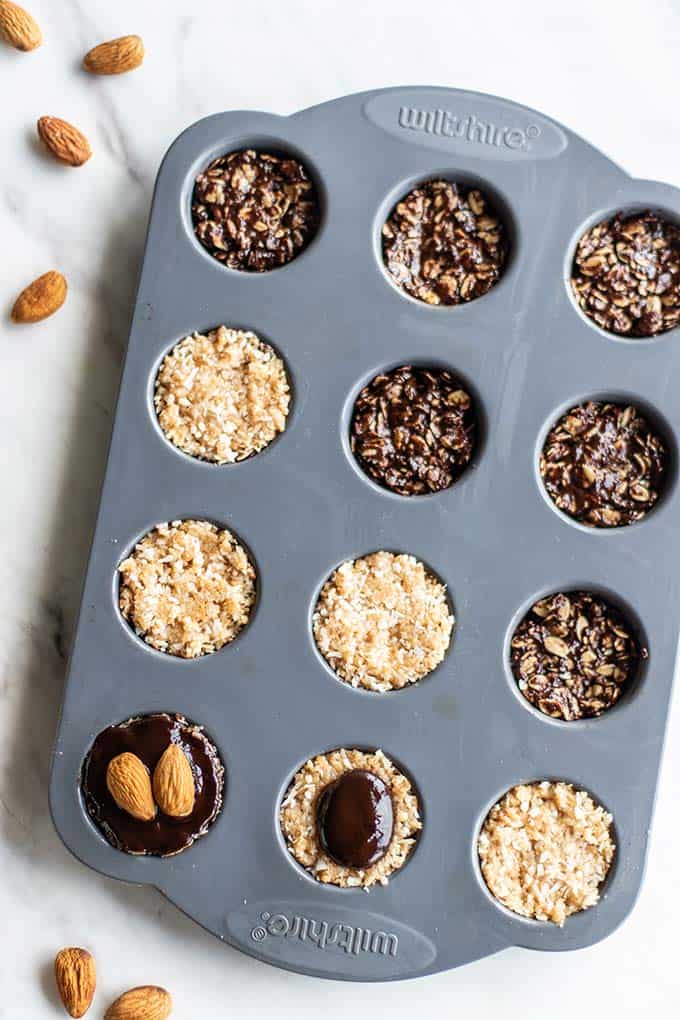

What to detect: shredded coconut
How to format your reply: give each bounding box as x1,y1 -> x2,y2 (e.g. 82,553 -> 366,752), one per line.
313,551 -> 453,691
154,326 -> 290,464
478,781 -> 615,925
118,519 -> 256,658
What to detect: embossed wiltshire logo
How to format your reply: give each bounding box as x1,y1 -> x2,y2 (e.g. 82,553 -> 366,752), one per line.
398,106 -> 540,150
250,911 -> 399,957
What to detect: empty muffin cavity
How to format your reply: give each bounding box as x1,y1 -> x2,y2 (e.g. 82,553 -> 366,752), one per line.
540,400 -> 667,527
154,326 -> 290,464
571,210 -> 680,337
280,747 -> 421,888
313,551 -> 454,692
478,781 -> 615,925
191,148 -> 320,271
118,519 -> 256,658
381,179 -> 508,305
350,364 -> 477,496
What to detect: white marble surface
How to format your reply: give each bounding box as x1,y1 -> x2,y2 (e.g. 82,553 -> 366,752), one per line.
1,0 -> 680,1014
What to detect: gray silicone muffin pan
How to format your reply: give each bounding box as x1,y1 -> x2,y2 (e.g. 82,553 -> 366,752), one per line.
49,87 -> 680,981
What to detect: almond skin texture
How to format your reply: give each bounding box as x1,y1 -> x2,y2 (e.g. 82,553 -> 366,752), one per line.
38,117 -> 92,167
54,948 -> 96,1019
106,752 -> 156,821
153,744 -> 195,818
105,986 -> 172,1020
11,271 -> 67,323
0,1 -> 42,51
83,35 -> 144,75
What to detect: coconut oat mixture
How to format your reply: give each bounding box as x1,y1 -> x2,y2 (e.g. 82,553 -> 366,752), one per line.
313,551 -> 454,692
478,781 -> 615,926
154,326 -> 290,464
118,519 -> 256,658
280,748 -> 421,888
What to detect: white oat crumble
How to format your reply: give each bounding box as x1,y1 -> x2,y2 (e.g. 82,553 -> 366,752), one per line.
280,748 -> 421,889
312,551 -> 454,691
478,781 -> 615,926
154,326 -> 290,464
118,519 -> 256,658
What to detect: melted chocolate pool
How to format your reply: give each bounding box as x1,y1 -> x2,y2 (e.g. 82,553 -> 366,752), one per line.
81,713 -> 224,857
317,769 -> 394,869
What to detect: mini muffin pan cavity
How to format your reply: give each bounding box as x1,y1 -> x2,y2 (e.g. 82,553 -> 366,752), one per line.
50,88 -> 680,981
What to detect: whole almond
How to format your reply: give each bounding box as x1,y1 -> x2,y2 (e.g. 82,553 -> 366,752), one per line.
0,1 -> 42,51
38,117 -> 92,167
106,752 -> 156,821
83,35 -> 144,75
105,986 -> 172,1020
54,948 -> 96,1018
11,270 -> 67,323
153,744 -> 195,818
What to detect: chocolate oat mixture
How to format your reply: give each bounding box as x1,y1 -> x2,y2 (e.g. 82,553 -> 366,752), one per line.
350,365 -> 476,495
381,180 -> 507,305
511,591 -> 642,721
540,401 -> 667,527
192,148 -> 320,271
571,210 -> 680,337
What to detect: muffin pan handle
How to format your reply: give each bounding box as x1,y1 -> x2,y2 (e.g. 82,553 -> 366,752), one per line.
223,900 -> 440,980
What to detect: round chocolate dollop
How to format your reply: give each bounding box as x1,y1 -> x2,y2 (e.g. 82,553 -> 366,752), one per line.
81,713 -> 224,857
317,769 -> 394,869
